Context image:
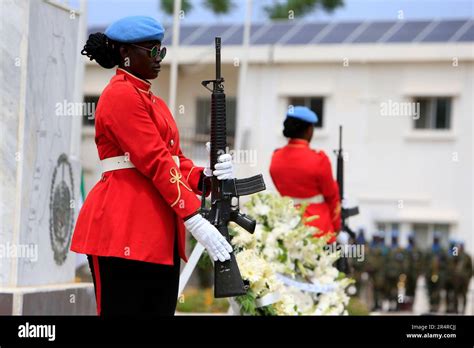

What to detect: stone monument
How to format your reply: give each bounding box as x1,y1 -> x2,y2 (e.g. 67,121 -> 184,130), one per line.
0,0 -> 95,315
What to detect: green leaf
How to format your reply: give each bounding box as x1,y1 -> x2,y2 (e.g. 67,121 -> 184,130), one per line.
235,290 -> 258,315
258,304 -> 278,316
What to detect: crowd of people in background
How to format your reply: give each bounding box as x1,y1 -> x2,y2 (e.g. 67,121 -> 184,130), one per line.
349,231 -> 473,314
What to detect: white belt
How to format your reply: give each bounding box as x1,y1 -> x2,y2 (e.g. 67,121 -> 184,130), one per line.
291,194 -> 324,205
101,156 -> 135,173
101,155 -> 180,173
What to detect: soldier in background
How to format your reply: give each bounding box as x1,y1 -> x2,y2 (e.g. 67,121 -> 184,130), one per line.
269,106 -> 341,244
445,239 -> 458,313
451,241 -> 473,314
385,231 -> 409,311
425,233 -> 447,313
367,232 -> 386,311
405,234 -> 424,311
352,228 -> 368,296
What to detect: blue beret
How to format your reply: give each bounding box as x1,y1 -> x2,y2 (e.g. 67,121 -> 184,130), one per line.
105,16 -> 165,43
286,106 -> 318,124
356,233 -> 366,244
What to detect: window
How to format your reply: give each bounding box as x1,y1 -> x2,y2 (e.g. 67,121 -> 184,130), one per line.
412,224 -> 430,250
179,97 -> 237,161
412,223 -> 450,251
288,97 -> 324,128
195,97 -> 236,147
376,222 -> 400,245
82,95 -> 99,127
413,97 -> 451,130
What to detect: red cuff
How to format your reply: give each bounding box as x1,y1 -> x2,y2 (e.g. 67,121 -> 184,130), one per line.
186,167 -> 203,193
186,167 -> 211,197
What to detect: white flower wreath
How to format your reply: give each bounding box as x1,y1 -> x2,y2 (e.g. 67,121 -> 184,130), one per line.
230,192 -> 354,315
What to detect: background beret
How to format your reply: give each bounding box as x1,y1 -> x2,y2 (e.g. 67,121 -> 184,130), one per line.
286,106 -> 318,124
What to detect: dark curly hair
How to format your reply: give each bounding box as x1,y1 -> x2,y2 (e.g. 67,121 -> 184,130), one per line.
282,117 -> 312,138
81,33 -> 121,69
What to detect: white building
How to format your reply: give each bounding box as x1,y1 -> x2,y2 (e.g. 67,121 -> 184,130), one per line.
82,19 -> 474,254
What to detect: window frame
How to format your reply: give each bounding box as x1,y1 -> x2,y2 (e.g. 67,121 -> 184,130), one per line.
412,96 -> 452,131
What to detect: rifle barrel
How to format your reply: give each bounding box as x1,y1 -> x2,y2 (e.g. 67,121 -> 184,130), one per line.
339,125 -> 342,150
215,37 -> 221,80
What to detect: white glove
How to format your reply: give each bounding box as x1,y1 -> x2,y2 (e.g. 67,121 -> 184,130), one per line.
213,154 -> 233,180
184,214 -> 233,262
204,142 -> 234,180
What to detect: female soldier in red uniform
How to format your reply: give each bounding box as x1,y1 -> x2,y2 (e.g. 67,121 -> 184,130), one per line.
269,106 -> 341,243
72,16 -> 233,316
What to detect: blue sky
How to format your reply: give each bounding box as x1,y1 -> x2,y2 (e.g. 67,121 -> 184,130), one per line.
84,0 -> 474,28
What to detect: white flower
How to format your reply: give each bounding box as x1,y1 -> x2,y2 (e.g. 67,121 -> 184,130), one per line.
253,203 -> 271,216
262,245 -> 279,260
286,287 -> 314,314
274,291 -> 298,315
233,192 -> 352,316
231,227 -> 256,249
253,224 -> 264,241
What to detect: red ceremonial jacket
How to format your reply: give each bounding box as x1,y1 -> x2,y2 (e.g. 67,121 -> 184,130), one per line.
71,68 -> 206,265
269,138 -> 341,242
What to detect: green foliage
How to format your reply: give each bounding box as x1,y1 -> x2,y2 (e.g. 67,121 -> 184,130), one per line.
320,0 -> 345,13
160,0 -> 192,15
235,290 -> 258,315
203,0 -> 234,14
176,287 -> 230,313
337,271 -> 347,280
161,0 -> 343,19
264,0 -> 344,19
161,0 -> 233,16
347,297 -> 370,315
277,239 -> 288,263
259,304 -> 278,316
235,289 -> 280,316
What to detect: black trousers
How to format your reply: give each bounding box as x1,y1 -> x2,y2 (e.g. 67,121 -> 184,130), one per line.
87,242 -> 180,317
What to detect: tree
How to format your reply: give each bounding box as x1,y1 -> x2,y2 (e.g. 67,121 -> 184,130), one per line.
264,0 -> 344,19
160,0 -> 343,19
202,0 -> 234,14
160,0 -> 192,15
160,0 -> 234,16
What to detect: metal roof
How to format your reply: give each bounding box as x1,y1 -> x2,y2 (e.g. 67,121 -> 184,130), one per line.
88,19 -> 474,46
